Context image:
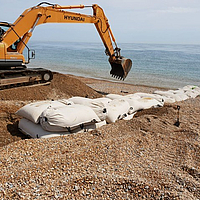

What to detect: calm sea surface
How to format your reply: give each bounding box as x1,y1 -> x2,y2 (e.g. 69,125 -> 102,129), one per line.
27,41 -> 200,89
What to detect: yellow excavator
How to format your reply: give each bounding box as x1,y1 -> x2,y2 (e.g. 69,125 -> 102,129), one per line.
0,2 -> 132,89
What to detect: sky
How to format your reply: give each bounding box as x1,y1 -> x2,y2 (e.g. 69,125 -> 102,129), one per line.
1,0 -> 200,44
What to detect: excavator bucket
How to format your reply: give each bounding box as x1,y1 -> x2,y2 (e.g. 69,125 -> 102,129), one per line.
109,57 -> 132,80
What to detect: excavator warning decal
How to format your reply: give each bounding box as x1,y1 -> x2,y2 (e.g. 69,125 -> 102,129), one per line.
64,15 -> 85,22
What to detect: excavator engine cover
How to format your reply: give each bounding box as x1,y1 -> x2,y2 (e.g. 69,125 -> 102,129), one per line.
109,57 -> 132,80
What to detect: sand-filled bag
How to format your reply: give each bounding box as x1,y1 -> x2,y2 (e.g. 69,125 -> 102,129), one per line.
88,101 -> 107,121
105,94 -> 134,114
92,97 -> 112,104
127,93 -> 165,105
122,96 -> 164,113
40,104 -> 100,132
19,118 -> 106,138
154,90 -> 189,102
185,90 -> 200,98
57,99 -> 74,105
182,85 -> 200,98
68,96 -> 93,105
106,99 -> 130,123
68,96 -> 109,121
182,85 -> 200,91
172,90 -> 189,101
19,118 -> 71,139
106,94 -> 125,100
16,100 -> 66,124
123,112 -> 136,120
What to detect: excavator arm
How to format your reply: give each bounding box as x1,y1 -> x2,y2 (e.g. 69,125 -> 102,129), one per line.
0,2 -> 132,80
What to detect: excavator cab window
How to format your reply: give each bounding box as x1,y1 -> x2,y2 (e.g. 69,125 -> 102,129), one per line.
0,27 -> 5,36
0,23 -> 10,42
0,23 -> 20,51
9,39 -> 20,51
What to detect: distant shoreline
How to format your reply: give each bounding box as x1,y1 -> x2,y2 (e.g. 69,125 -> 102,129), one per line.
64,73 -> 171,90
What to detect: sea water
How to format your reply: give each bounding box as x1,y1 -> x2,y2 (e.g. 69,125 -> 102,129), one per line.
27,41 -> 200,89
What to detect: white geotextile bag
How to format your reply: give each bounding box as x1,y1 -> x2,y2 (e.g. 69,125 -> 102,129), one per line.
128,93 -> 165,105
185,90 -> 200,98
84,120 -> 107,130
68,96 -> 112,105
104,94 -> 134,115
172,89 -> 189,101
16,100 -> 66,124
151,92 -> 176,104
92,97 -> 112,105
40,104 -> 101,132
106,94 -> 125,100
181,86 -> 200,98
68,96 -> 108,121
89,98 -> 112,121
182,85 -> 200,91
106,99 -> 130,123
126,93 -> 141,99
159,96 -> 176,103
68,96 -> 93,105
122,96 -> 164,113
123,112 -> 136,121
89,101 -> 107,121
19,118 -> 106,139
19,118 -> 70,139
154,90 -> 188,102
57,99 -> 74,105
138,97 -> 164,108
154,90 -> 182,102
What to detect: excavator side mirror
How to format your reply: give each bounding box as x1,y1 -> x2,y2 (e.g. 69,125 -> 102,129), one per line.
30,50 -> 35,59
26,49 -> 35,64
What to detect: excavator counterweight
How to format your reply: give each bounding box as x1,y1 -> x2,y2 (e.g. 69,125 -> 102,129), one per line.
0,2 -> 132,89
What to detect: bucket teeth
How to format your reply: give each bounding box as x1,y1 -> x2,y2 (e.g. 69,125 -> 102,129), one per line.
110,73 -> 124,81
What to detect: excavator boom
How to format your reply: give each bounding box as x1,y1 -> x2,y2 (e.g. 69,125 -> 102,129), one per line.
0,2 -> 132,89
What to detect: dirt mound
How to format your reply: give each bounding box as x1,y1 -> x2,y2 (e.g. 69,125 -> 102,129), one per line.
0,72 -> 101,101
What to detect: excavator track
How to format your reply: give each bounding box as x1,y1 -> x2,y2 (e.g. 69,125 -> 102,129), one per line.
0,68 -> 53,90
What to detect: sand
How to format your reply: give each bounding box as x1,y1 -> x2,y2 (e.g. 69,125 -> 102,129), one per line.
0,72 -> 199,199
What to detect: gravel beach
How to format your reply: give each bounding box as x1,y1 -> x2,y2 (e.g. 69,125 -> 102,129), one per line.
0,72 -> 199,199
